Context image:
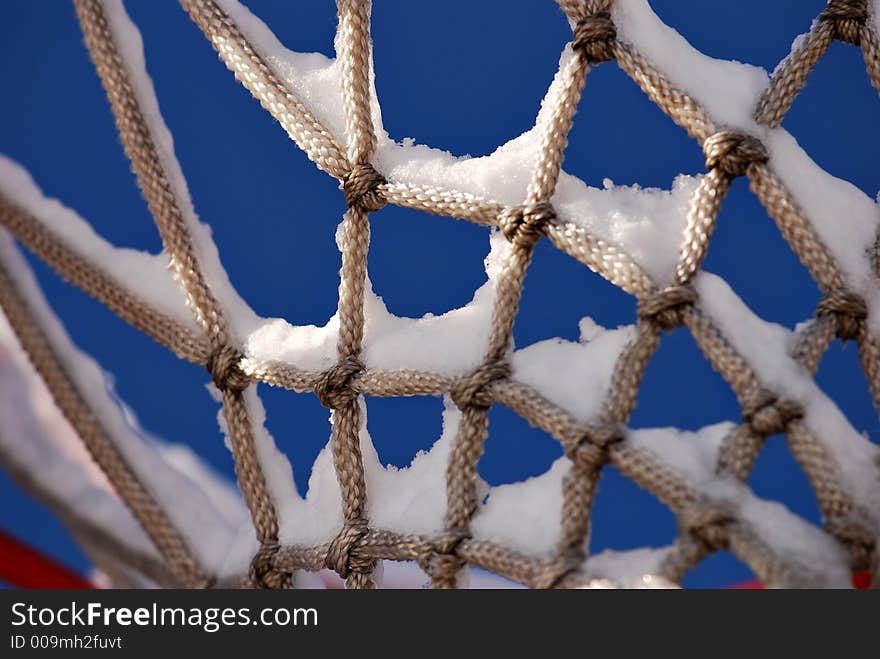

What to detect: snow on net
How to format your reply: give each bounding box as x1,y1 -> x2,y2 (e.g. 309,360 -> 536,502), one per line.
0,0 -> 878,588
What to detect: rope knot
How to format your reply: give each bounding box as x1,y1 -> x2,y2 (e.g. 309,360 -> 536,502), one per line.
498,201 -> 555,249
326,519 -> 372,579
572,12 -> 617,64
821,0 -> 867,45
417,528 -> 469,584
702,131 -> 769,178
679,502 -> 734,551
568,423 -> 624,470
207,344 -> 250,393
742,388 -> 803,436
817,290 -> 867,341
450,361 -> 511,410
343,162 -> 387,212
637,285 -> 697,330
314,356 -> 364,409
249,542 -> 289,589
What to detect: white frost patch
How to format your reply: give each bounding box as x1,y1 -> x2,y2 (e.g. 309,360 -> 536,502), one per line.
613,0 -> 770,129
1,0 -> 876,584
3,0 -> 873,382
472,458 -> 569,557
629,420 -> 853,587
217,0 -> 879,330
0,234 -> 245,571
7,0 -> 872,383
0,156 -> 194,329
256,397 -> 484,548
733,491 -> 852,587
0,232 -> 245,574
236,301 -> 641,559
628,422 -> 733,486
213,1 -> 702,285
512,322 -> 635,422
696,273 -> 880,531
367,399 -> 457,535
612,0 -> 878,318
765,130 -> 877,298
216,0 -> 353,145
0,309 -> 156,565
585,547 -> 670,583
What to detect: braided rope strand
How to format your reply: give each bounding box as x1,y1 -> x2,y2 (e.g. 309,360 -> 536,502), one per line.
1,0 -> 877,588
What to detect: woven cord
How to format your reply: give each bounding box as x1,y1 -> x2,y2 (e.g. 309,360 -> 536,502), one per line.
0,446 -> 178,587
0,197 -> 211,364
74,0 -> 287,588
0,250 -> 205,587
318,0 -> 386,589
3,0 -> 877,587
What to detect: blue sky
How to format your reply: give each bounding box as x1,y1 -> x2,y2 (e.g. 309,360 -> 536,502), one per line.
0,0 -> 877,588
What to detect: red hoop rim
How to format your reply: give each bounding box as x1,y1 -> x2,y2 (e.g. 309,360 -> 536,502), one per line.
0,528 -> 94,589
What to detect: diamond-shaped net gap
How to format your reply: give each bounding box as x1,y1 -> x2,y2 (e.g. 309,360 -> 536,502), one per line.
0,0 -> 878,588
